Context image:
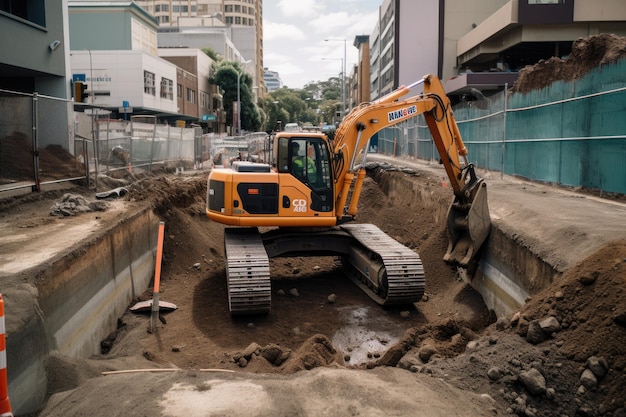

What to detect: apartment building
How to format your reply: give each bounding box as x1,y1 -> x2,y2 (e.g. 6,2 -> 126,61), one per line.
363,0 -> 626,102
0,0 -> 73,148
137,0 -> 266,96
263,68 -> 282,92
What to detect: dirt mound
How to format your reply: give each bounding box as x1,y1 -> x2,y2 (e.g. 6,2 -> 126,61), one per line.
514,240 -> 626,413
412,240 -> 626,417
512,33 -> 626,93
0,131 -> 86,184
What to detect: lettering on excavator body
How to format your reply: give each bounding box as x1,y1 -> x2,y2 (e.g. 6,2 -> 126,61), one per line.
293,199 -> 307,213
387,105 -> 417,122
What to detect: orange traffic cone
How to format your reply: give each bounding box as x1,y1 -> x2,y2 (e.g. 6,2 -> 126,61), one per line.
0,295 -> 13,417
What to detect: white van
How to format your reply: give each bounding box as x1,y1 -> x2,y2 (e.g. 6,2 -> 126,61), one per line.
284,123 -> 300,132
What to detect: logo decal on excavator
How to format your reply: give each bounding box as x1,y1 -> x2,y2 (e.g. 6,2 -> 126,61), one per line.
387,105 -> 417,122
293,199 -> 307,213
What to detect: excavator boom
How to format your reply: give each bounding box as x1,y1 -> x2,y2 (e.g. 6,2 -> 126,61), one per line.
330,74 -> 490,266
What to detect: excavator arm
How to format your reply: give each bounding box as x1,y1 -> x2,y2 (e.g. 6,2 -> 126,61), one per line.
331,74 -> 491,266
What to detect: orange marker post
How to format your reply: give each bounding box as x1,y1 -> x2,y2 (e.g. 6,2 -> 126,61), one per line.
0,295 -> 13,417
150,222 -> 165,333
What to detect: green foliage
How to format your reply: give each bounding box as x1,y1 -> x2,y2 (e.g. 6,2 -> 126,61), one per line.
201,47 -> 220,63
258,77 -> 348,132
213,61 -> 261,133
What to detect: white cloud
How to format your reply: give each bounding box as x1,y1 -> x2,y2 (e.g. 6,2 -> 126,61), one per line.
264,21 -> 307,41
264,0 -> 382,89
277,0 -> 324,18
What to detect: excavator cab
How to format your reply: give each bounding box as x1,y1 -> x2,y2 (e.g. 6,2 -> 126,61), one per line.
277,136 -> 333,201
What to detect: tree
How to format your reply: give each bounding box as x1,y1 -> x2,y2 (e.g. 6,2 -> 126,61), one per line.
212,61 -> 262,133
256,77 -> 350,132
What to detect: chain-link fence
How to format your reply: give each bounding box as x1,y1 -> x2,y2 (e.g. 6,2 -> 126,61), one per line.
208,132 -> 271,167
377,59 -> 626,194
94,115 -> 203,175
0,90 -> 84,193
1,90 -> 212,195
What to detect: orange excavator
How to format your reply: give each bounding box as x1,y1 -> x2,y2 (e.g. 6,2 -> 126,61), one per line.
206,74 -> 491,315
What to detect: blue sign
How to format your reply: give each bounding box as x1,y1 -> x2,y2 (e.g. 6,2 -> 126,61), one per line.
122,100 -> 130,108
73,73 -> 86,82
201,114 -> 217,121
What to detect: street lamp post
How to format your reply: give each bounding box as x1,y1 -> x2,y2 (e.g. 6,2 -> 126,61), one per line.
322,57 -> 344,119
236,59 -> 252,136
324,38 -> 347,117
86,49 -> 99,190
237,71 -> 242,135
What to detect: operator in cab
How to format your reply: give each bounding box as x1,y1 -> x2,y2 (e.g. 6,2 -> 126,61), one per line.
290,141 -> 316,181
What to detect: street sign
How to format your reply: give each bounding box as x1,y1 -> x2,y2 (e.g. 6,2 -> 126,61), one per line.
201,114 -> 217,121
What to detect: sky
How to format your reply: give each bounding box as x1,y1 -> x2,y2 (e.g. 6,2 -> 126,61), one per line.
263,0 -> 382,89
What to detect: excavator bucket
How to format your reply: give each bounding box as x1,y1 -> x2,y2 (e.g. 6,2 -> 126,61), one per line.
443,180 -> 491,268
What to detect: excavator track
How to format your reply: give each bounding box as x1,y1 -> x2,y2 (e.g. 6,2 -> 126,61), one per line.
224,228 -> 271,315
340,223 -> 425,306
223,224 -> 424,314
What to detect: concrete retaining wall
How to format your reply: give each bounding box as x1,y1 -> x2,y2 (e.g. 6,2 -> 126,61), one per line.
7,207 -> 158,415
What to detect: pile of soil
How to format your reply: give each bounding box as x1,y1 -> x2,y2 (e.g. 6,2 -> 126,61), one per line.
511,33 -> 626,93
0,131 -> 85,184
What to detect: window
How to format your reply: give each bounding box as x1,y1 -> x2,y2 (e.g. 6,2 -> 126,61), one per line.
200,91 -> 210,109
186,88 -> 196,104
177,84 -> 183,98
160,78 -> 173,100
144,71 -> 155,95
1,0 -> 46,26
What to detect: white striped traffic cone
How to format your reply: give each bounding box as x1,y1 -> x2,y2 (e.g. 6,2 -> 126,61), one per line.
0,295 -> 13,417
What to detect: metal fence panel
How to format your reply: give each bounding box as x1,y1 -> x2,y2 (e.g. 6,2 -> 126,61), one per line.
0,95 -> 35,188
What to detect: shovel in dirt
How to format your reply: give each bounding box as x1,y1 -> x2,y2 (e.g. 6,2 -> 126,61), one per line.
130,221 -> 176,332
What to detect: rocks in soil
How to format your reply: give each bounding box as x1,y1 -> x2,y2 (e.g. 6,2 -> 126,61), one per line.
526,316 -> 561,344
579,369 -> 597,390
260,344 -> 291,366
519,368 -> 547,396
586,356 -> 608,379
